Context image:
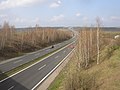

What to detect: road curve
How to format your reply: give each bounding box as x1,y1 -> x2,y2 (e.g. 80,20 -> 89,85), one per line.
0,40 -> 75,90
0,29 -> 77,90
0,35 -> 75,73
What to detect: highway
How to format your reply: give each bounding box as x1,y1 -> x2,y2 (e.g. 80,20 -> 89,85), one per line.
0,36 -> 75,73
0,29 -> 77,90
0,39 -> 75,90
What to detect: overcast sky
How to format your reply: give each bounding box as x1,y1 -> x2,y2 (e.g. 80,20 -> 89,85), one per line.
0,0 -> 120,27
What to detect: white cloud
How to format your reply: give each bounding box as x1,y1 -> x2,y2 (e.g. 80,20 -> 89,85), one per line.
76,13 -> 81,17
57,0 -> 61,4
0,0 -> 44,10
83,17 -> 88,21
0,14 -> 8,18
14,17 -> 40,24
15,17 -> 27,23
50,0 -> 61,8
101,17 -> 105,21
32,17 -> 40,23
50,14 -> 64,22
0,14 -> 9,22
110,16 -> 120,21
50,3 -> 59,8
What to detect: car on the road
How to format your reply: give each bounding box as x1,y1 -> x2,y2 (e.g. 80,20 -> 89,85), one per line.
69,44 -> 75,49
51,45 -> 54,48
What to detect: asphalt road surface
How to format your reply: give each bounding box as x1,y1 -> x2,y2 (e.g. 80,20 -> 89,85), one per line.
0,29 -> 77,90
0,36 -> 75,73
0,40 -> 75,90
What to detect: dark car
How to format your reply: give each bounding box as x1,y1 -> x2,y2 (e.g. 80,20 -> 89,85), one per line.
51,45 -> 54,48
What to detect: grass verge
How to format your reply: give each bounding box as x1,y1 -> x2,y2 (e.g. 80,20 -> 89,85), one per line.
48,47 -> 120,90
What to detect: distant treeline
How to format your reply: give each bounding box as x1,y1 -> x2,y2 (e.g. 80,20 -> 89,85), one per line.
0,22 -> 72,60
74,27 -> 120,32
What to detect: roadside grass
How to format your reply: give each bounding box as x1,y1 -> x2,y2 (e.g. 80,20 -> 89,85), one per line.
48,72 -> 65,90
0,45 -> 64,81
48,46 -> 120,90
48,52 -> 77,90
102,31 -> 120,38
87,47 -> 120,90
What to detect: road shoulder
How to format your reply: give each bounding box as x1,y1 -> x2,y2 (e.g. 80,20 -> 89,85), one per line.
37,49 -> 74,90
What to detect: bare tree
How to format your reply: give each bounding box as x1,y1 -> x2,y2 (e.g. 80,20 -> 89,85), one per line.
42,28 -> 45,41
0,21 -> 10,50
96,17 -> 101,64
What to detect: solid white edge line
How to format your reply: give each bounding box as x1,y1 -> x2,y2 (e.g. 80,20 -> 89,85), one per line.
0,41 -> 75,83
8,85 -> 14,90
31,48 -> 75,90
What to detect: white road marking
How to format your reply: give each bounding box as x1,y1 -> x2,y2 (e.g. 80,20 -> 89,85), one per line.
31,48 -> 75,90
55,56 -> 59,59
38,64 -> 46,71
0,41 -> 75,83
8,86 -> 14,90
14,60 -> 23,64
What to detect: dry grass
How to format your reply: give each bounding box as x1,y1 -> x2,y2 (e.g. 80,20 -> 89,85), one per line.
48,30 -> 120,90
0,22 -> 72,61
86,48 -> 120,90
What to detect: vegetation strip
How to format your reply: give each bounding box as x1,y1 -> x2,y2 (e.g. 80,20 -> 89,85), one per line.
48,29 -> 120,90
0,23 -> 72,61
0,42 -> 72,81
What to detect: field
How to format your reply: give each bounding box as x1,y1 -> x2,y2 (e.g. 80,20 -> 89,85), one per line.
48,29 -> 120,90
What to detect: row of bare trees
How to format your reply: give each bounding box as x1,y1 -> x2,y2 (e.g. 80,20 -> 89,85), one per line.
75,18 -> 101,69
0,22 -> 72,59
0,22 -> 15,50
64,18 -> 102,90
